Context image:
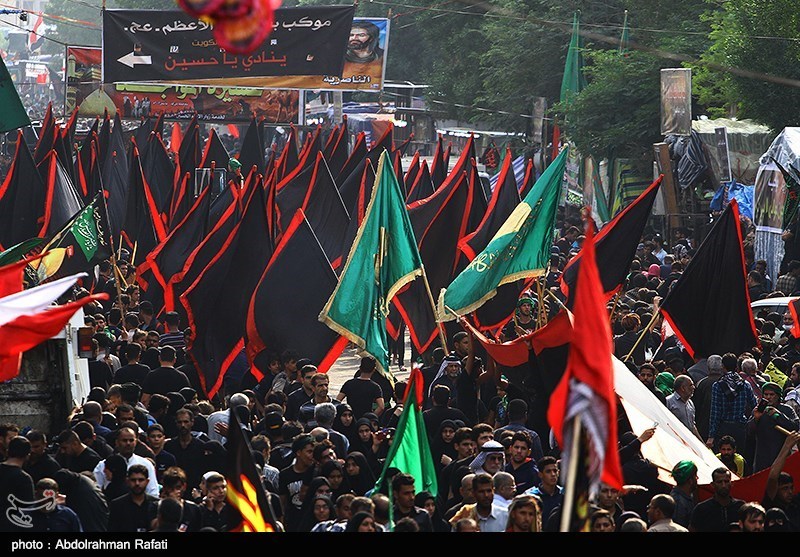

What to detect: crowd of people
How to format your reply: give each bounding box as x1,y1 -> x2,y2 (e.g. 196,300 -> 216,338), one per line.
2,206 -> 800,534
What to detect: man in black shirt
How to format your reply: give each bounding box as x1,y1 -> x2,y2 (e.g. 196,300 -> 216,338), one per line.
56,429 -> 101,474
164,408 -> 206,491
0,436 -> 35,532
336,356 -> 385,420
88,339 -> 114,391
108,464 -> 158,532
23,430 -> 60,484
113,344 -> 150,386
689,467 -> 744,532
285,365 -> 317,422
278,434 -> 316,532
141,346 -> 190,407
391,473 -> 433,532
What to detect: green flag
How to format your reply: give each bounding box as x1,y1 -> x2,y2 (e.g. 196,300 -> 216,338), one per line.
438,148 -> 568,321
560,12 -> 586,104
619,10 -> 630,55
319,150 -> 423,375
373,368 -> 438,500
36,192 -> 112,282
0,238 -> 46,267
0,56 -> 32,133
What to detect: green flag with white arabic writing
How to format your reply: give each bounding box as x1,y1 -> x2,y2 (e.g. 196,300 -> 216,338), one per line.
36,192 -> 112,282
319,150 -> 423,375
0,55 -> 31,133
438,148 -> 568,321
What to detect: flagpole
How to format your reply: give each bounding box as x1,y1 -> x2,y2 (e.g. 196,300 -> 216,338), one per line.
559,416 -> 583,532
608,291 -> 622,325
545,288 -> 568,313
131,241 -> 139,267
622,307 -> 661,362
109,246 -> 126,305
421,264 -> 449,354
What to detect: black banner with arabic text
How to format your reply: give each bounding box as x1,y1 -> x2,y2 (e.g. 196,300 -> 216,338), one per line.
102,6 -> 355,84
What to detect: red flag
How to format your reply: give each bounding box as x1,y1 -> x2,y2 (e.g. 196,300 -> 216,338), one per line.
548,218 -> 622,529
0,293 -> 108,382
0,257 -> 40,298
789,298 -> 800,338
170,122 -> 182,155
28,13 -> 44,51
698,451 -> 800,503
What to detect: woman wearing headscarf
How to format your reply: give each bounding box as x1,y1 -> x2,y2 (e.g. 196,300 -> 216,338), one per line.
344,451 -> 377,496
349,418 -> 382,474
320,459 -> 352,500
298,477 -> 333,531
304,494 -> 335,532
429,419 -> 458,473
344,511 -> 377,532
415,490 -> 450,532
333,403 -> 358,446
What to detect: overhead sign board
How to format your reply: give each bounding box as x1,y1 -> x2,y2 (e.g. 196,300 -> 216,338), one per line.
102,6 -> 355,84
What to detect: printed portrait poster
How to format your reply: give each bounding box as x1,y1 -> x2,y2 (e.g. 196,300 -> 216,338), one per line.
203,18 -> 390,92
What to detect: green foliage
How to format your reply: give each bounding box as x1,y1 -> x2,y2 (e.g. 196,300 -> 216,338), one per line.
702,0 -> 800,131
556,50 -> 663,163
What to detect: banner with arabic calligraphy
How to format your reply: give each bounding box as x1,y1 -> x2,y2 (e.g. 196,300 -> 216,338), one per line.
67,46 -> 299,123
102,6 -> 355,84
189,18 -> 390,91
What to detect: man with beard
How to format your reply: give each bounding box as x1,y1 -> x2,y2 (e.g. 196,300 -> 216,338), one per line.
93,427 -> 159,497
638,362 -> 667,405
716,435 -> 746,476
689,467 -> 744,531
343,22 -> 384,86
108,464 -> 158,532
164,409 -> 206,491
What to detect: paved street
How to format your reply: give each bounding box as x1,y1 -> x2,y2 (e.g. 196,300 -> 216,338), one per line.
326,334 -> 412,395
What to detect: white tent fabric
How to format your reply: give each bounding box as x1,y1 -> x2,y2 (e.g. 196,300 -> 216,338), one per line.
614,356 -> 735,485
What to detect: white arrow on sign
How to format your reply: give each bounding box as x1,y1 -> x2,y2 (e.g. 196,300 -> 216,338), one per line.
117,52 -> 152,68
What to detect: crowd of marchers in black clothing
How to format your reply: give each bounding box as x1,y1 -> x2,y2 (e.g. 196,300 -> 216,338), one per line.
3,212 -> 800,533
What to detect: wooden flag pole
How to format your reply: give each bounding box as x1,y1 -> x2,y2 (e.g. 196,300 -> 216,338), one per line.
608,291 -> 623,325
545,288 -> 569,313
622,307 -> 661,362
109,247 -> 125,307
130,241 -> 138,268
420,265 -> 449,355
559,416 -> 583,532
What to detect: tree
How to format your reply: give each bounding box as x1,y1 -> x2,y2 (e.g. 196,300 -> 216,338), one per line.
556,50 -> 663,167
701,0 -> 800,132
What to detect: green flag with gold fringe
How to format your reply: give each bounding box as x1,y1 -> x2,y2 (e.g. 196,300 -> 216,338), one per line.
439,148 -> 568,321
319,150 -> 423,376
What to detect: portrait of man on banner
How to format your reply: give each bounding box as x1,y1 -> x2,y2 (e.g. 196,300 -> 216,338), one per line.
340,19 -> 388,90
